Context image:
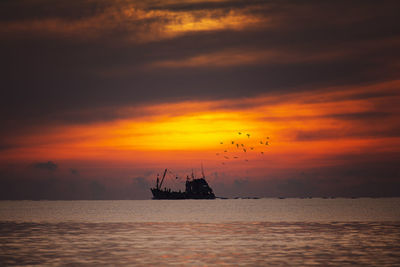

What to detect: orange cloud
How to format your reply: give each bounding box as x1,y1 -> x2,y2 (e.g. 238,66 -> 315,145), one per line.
2,80 -> 399,181
149,49 -> 335,69
0,2 -> 266,43
148,36 -> 400,69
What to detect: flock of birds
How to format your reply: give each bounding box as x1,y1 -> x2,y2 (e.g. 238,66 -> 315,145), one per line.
216,132 -> 270,165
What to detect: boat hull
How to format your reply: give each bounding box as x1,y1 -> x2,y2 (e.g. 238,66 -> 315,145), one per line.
151,188 -> 215,200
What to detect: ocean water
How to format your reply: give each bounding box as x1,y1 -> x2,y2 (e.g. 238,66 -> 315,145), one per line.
1,198 -> 399,266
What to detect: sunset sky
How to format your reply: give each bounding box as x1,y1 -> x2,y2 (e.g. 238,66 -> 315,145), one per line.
1,0 -> 399,199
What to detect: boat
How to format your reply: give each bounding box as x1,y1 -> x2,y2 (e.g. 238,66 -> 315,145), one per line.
150,168 -> 216,199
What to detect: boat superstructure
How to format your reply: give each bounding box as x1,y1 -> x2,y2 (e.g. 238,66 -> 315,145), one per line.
150,168 -> 215,199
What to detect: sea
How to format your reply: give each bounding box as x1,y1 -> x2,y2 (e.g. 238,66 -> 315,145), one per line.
0,198 -> 399,266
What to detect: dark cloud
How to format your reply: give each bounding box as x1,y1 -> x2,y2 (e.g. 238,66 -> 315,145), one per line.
129,177 -> 151,199
148,0 -> 267,12
0,144 -> 18,151
0,0 -> 111,22
33,161 -> 58,171
272,159 -> 400,198
132,177 -> 150,190
327,111 -> 390,121
292,115 -> 400,141
0,150 -> 399,199
0,167 -> 153,200
89,180 -> 106,200
213,153 -> 400,198
1,0 -> 400,133
70,168 -> 79,175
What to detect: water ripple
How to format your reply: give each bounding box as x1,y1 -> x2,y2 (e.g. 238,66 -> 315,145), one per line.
1,221 -> 400,266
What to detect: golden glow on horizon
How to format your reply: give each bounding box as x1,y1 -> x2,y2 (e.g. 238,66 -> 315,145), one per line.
1,80 -> 399,175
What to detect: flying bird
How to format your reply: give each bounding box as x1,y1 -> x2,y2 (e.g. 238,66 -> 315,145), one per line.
236,144 -> 239,148
231,141 -> 234,144
224,150 -> 227,152
267,136 -> 270,139
260,141 -> 263,144
238,132 -> 242,135
220,142 -> 223,144
265,141 -> 269,145
250,147 -> 254,150
241,144 -> 244,147
243,148 -> 247,152
246,133 -> 250,138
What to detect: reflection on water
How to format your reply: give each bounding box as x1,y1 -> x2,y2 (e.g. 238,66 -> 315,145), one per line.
1,198 -> 399,223
1,221 -> 400,266
0,199 -> 400,266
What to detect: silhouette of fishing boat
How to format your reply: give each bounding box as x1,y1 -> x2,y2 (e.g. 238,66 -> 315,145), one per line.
151,168 -> 215,199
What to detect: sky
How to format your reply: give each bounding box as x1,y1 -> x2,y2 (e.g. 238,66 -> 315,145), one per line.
1,0 -> 399,199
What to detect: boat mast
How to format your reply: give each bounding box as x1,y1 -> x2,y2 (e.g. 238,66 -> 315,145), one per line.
201,163 -> 205,179
159,168 -> 168,189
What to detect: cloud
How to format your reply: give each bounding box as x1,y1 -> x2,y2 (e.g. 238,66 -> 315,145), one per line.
33,161 -> 58,171
0,163 -> 154,200
70,168 -> 79,175
148,0 -> 266,12
0,77 -> 398,164
1,0 -> 400,135
89,180 -> 106,200
129,177 -> 152,199
0,148 -> 399,199
132,177 -> 150,190
148,49 -> 315,69
0,0 -> 267,43
233,178 -> 249,186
